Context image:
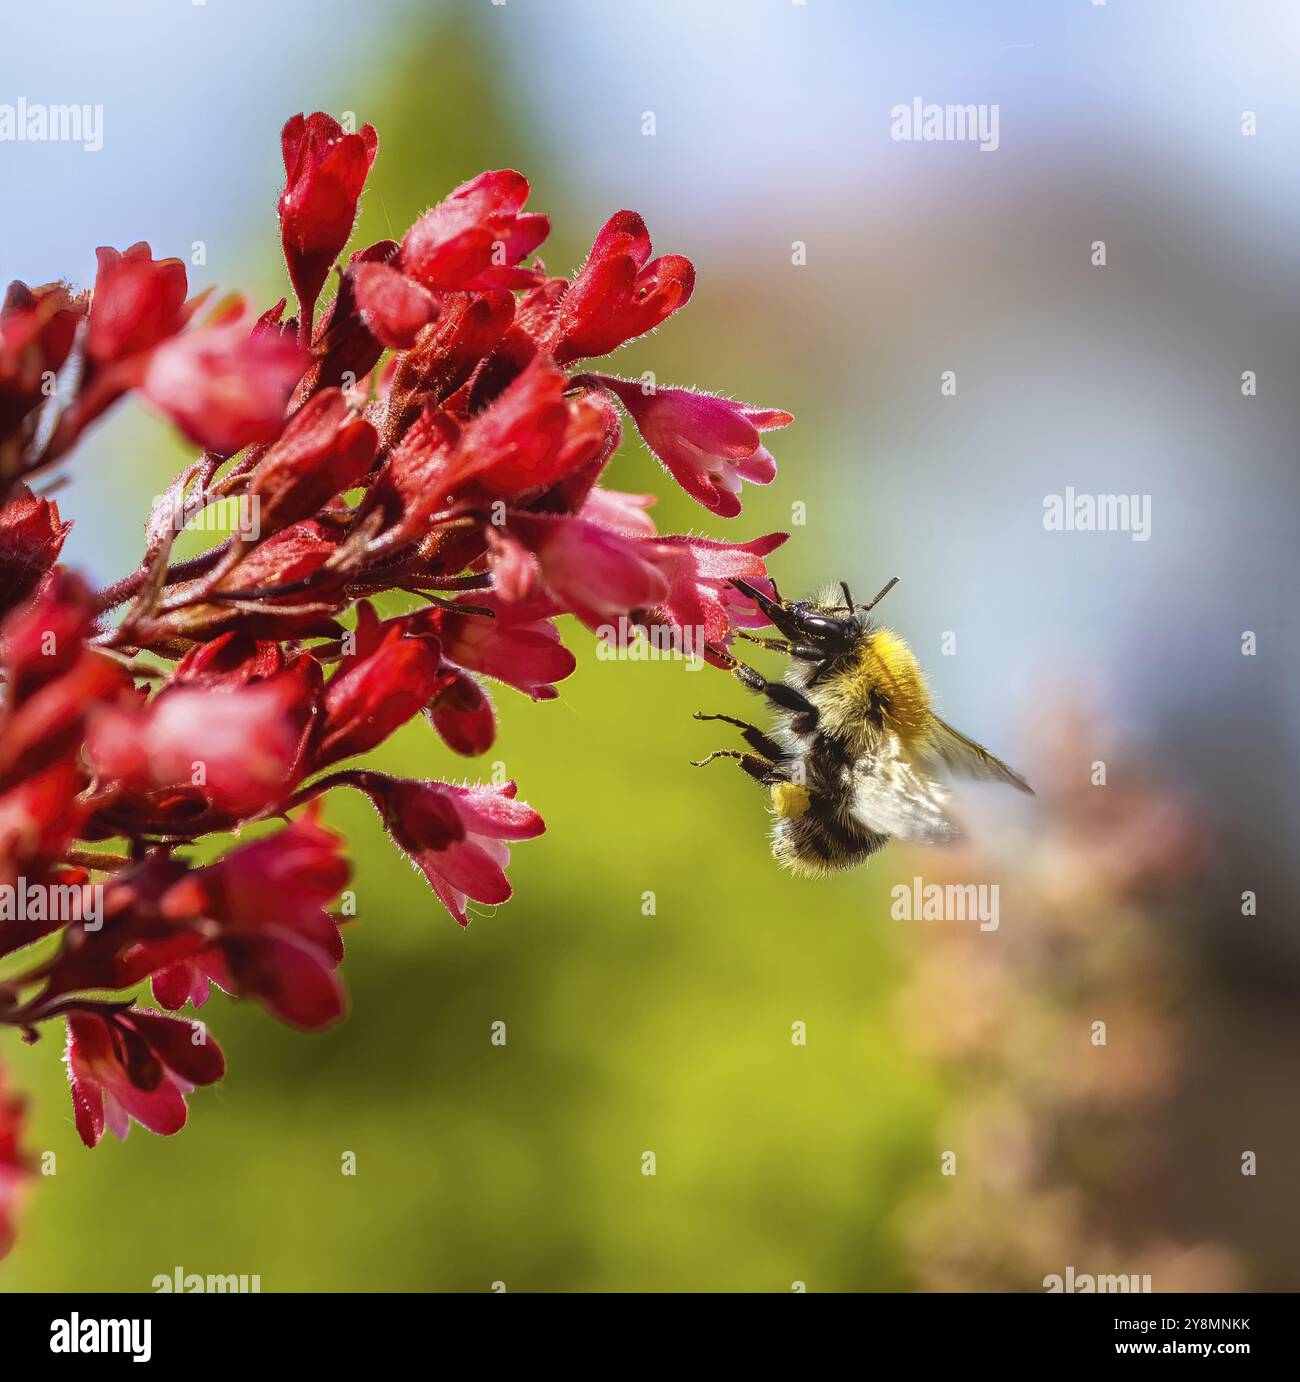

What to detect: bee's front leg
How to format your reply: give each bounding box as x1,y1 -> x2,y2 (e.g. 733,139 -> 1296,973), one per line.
729,658 -> 820,733
737,631 -> 824,663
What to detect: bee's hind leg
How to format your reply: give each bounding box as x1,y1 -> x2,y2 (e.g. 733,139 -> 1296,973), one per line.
691,749 -> 812,823
690,749 -> 782,784
692,712 -> 786,761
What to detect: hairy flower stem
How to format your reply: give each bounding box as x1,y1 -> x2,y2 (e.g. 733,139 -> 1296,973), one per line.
93,541 -> 233,613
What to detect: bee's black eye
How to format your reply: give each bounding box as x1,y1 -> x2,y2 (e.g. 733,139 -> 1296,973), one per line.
796,614 -> 852,646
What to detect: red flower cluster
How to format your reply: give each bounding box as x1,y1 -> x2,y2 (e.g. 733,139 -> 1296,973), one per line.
0,112 -> 791,1256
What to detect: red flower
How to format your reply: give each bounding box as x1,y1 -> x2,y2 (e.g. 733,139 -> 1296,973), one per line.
1,567 -> 95,692
0,572 -> 124,796
364,404 -> 462,548
350,261 -> 439,348
0,768 -> 83,917
279,113 -> 378,319
300,240 -> 398,393
401,170 -> 549,292
65,1008 -> 225,1147
0,1064 -> 31,1259
172,630 -> 288,689
218,520 -> 342,599
141,314 -> 306,455
312,603 -> 450,768
0,654 -> 124,799
248,387 -> 377,535
141,521 -> 350,646
153,815 -> 349,1029
442,356 -> 609,504
593,376 -> 793,518
363,776 -> 544,926
0,486 -> 71,618
0,281 -> 83,441
0,109 -> 800,1202
0,764 -> 85,906
426,672 -> 496,756
383,289 -> 516,441
84,243 -> 188,368
546,211 -> 694,363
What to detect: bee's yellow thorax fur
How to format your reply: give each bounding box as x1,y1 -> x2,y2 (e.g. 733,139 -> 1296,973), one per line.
811,626 -> 932,750
860,628 -> 932,741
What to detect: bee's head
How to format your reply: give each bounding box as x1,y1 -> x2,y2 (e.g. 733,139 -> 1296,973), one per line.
731,577 -> 893,654
786,595 -> 863,652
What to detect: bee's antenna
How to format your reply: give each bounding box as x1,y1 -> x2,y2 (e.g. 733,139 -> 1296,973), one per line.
839,581 -> 854,611
860,576 -> 899,612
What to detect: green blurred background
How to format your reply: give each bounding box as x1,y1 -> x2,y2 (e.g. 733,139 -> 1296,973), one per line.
3,8 -> 933,1293
3,0 -> 1299,1291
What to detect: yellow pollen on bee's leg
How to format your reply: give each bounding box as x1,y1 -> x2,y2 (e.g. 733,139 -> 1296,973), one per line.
771,782 -> 811,819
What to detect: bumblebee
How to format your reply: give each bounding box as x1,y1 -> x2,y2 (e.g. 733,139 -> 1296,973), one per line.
693,578 -> 1033,875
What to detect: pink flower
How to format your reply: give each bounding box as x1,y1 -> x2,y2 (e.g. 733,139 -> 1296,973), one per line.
65,1008 -> 225,1147
652,531 -> 789,662
578,485 -> 659,538
142,316 -> 306,456
492,511 -> 672,632
422,590 -> 576,702
362,776 -> 544,927
153,814 -> 350,1029
592,376 -> 793,518
87,676 -> 307,817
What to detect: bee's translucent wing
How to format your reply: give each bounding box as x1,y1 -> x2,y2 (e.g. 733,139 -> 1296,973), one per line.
848,734 -> 961,845
923,717 -> 1035,795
